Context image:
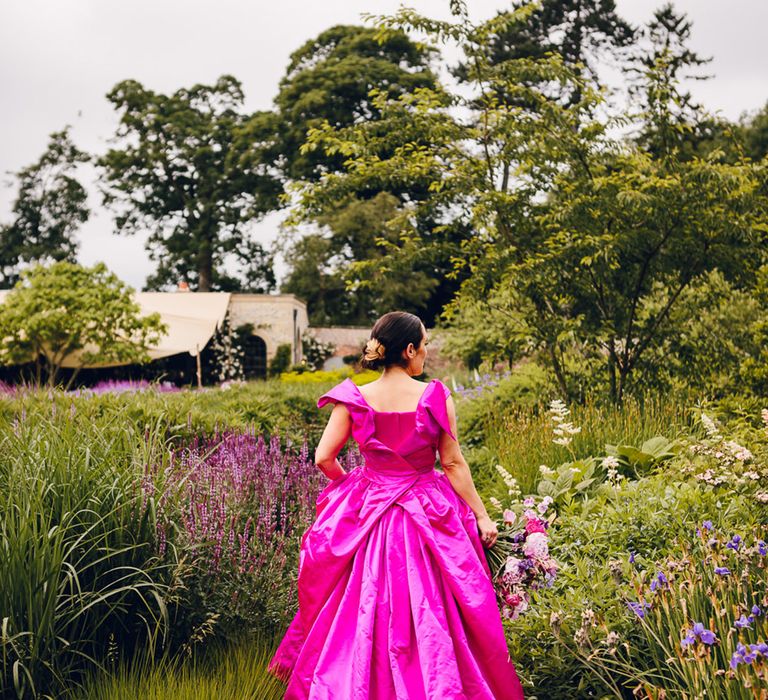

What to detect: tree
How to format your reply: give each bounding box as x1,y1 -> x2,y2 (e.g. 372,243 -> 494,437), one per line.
280,191 -> 441,325
265,24 -> 456,324
740,100 -> 768,162
451,0 -> 636,108
288,2 -> 768,404
99,75 -> 282,292
270,24 -> 440,182
0,261 -> 167,389
625,3 -> 714,158
0,128 -> 90,286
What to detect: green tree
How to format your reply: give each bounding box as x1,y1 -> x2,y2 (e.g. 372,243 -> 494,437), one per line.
266,24 -> 455,324
0,128 -> 90,286
452,0 -> 636,108
288,2 -> 768,404
270,24 -> 439,182
0,261 -> 167,388
625,3 -> 714,158
99,75 -> 281,292
739,100 -> 768,162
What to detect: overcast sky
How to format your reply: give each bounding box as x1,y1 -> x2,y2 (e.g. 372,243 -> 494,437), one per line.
1,0 -> 766,290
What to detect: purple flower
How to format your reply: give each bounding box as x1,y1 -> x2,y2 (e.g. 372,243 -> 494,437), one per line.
702,520 -> 714,531
650,571 -> 668,592
726,534 -> 742,552
752,605 -> 762,617
629,551 -> 635,564
758,540 -> 767,556
734,615 -> 752,630
681,622 -> 717,648
731,641 -> 768,669
714,566 -> 731,576
627,601 -> 651,619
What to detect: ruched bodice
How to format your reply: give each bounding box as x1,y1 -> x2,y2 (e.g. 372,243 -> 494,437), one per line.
268,377 -> 525,700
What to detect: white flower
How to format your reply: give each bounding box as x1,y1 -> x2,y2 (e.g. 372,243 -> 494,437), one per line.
601,456 -> 620,470
495,464 -> 521,497
700,413 -> 722,441
539,464 -> 555,477
489,496 -> 503,510
554,437 -> 573,447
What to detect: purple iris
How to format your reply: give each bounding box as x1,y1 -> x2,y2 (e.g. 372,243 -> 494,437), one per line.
759,540 -> 767,556
734,615 -> 752,630
627,601 -> 651,619
629,551 -> 635,564
726,535 -> 742,552
681,622 -> 717,648
731,641 -> 768,669
752,605 -> 762,617
650,571 -> 668,592
702,520 -> 714,530
731,642 -> 757,669
714,566 -> 731,576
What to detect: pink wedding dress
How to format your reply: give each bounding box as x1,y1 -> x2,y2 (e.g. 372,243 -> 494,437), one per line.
268,377 -> 525,699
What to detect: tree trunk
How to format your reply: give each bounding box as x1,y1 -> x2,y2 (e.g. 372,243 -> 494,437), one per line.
197,225 -> 214,292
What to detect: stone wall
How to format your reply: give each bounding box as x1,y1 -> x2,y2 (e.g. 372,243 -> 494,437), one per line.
228,294 -> 309,364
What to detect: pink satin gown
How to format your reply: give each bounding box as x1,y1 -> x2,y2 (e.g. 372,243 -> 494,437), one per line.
268,377 -> 525,699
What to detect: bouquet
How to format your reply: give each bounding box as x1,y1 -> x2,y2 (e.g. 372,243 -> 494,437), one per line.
485,495 -> 559,620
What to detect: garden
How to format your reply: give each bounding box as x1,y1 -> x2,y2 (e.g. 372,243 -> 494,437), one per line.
1,0 -> 767,697
1,365 -> 767,699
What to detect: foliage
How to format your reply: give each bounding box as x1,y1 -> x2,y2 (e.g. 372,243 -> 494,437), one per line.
99,75 -> 280,292
268,344 -> 292,378
0,261 -> 167,389
271,24 -> 439,183
452,0 -> 636,107
205,316 -> 249,383
288,3 -> 768,405
71,633 -> 286,700
278,368 -> 381,385
0,410 -> 173,699
0,127 -> 90,287
610,524 -> 768,699
265,24 -> 447,325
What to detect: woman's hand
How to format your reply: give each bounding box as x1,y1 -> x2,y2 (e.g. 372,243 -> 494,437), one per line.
476,513 -> 498,549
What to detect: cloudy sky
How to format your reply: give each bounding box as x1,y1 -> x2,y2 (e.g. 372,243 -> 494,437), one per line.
1,0 -> 766,290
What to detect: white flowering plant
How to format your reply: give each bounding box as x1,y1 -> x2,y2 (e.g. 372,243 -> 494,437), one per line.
677,409 -> 768,504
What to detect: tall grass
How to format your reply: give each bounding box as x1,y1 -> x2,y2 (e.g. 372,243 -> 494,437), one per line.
0,406 -> 173,699
71,633 -> 286,700
477,388 -> 699,495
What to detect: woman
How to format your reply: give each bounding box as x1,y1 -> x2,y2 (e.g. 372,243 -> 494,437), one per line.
268,311 -> 525,699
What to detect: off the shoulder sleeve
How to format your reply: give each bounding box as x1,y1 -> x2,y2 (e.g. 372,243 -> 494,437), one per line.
317,380 -> 354,409
426,379 -> 457,442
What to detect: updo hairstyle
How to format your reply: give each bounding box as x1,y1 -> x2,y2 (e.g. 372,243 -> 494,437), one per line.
359,311 -> 424,372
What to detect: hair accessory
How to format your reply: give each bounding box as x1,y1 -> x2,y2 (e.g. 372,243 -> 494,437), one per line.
363,337 -> 386,362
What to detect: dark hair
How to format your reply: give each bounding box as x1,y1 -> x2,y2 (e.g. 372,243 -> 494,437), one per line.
360,311 -> 425,371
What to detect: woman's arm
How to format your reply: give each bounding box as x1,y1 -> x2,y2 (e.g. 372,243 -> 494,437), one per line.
314,402 -> 353,480
436,395 -> 490,520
